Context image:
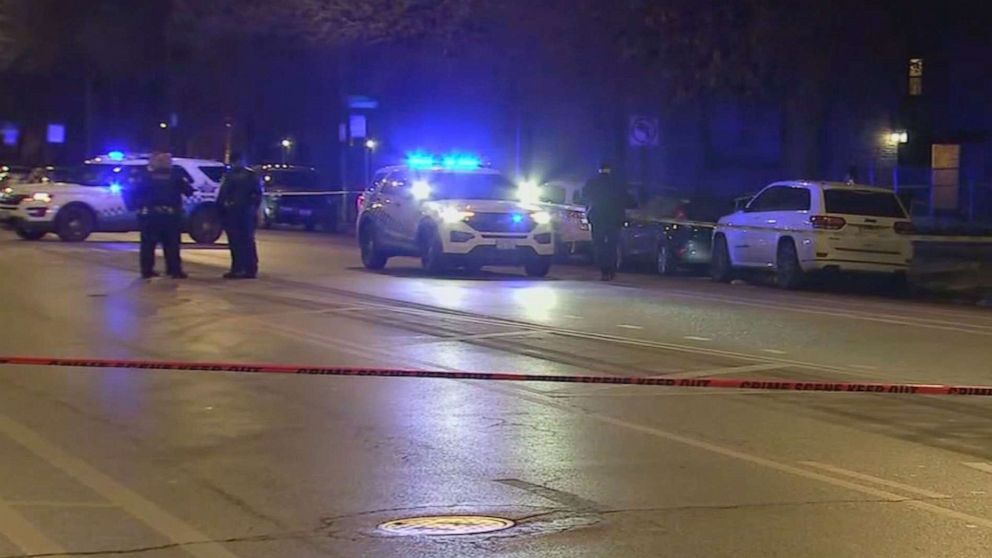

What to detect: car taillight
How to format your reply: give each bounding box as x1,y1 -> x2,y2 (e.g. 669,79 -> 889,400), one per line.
894,221 -> 915,235
810,215 -> 846,230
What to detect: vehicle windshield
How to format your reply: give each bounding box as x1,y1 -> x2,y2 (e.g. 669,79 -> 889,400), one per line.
541,184 -> 568,204
824,189 -> 907,218
263,170 -> 320,191
421,172 -> 518,201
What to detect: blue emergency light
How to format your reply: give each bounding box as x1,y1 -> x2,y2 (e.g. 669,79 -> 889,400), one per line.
107,151 -> 126,162
407,152 -> 482,171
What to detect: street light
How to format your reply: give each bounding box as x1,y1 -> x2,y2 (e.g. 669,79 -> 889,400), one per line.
364,139 -> 378,187
281,138 -> 293,164
889,131 -> 908,144
365,139 -> 378,150
159,122 -> 168,130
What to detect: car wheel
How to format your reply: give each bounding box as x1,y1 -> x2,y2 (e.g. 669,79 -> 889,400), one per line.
656,243 -> 678,276
710,235 -> 734,283
15,227 -> 46,241
421,227 -> 447,275
55,205 -> 94,242
776,239 -> 804,290
188,206 -> 223,244
360,224 -> 388,270
525,256 -> 552,278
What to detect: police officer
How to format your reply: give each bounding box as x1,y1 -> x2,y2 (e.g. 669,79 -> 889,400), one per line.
133,152 -> 193,279
583,163 -> 630,281
217,152 -> 262,279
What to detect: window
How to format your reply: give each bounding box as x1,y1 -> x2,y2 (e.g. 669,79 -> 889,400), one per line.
199,166 -> 227,183
541,185 -> 567,205
909,58 -> 923,96
415,172 -> 518,201
173,166 -> 195,185
746,187 -> 810,212
824,189 -> 907,218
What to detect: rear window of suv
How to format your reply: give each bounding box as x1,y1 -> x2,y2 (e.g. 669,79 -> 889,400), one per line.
199,166 -> 227,183
824,189 -> 907,218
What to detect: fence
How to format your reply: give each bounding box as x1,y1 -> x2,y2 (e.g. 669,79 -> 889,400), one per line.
889,166 -> 992,226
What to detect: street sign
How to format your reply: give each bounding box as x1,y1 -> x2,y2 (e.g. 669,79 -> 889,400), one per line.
629,116 -> 659,147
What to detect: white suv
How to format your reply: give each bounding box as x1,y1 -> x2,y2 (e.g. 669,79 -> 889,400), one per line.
0,153 -> 227,243
357,162 -> 555,277
711,181 -> 914,288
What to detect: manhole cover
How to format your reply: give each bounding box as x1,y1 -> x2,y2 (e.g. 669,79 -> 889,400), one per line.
378,515 -> 515,536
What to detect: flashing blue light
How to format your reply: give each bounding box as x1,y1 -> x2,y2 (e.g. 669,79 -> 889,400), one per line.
107,151 -> 125,162
511,213 -> 525,224
442,155 -> 481,170
407,153 -> 437,169
108,182 -> 122,195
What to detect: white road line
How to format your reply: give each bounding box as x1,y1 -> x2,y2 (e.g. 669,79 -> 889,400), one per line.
0,498 -> 66,555
799,461 -> 951,499
963,462 -> 992,475
617,324 -> 644,330
762,349 -> 788,355
0,414 -> 241,558
683,336 -> 712,342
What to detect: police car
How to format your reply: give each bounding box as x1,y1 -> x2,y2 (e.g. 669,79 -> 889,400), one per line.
357,154 -> 555,276
0,153 -> 227,243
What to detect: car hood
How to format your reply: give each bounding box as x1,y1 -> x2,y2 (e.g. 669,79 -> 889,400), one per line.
429,199 -> 545,213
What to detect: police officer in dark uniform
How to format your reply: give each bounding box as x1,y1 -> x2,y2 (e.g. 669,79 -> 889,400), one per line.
217,152 -> 262,279
583,163 -> 631,281
133,152 -> 193,279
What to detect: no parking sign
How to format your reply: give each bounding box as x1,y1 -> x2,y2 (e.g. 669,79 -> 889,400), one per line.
629,115 -> 659,147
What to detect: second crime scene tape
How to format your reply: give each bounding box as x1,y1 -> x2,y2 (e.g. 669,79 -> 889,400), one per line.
1,356 -> 992,397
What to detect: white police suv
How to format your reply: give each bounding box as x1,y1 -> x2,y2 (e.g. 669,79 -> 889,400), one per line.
357,155 -> 555,276
0,153 -> 227,243
712,181 -> 914,288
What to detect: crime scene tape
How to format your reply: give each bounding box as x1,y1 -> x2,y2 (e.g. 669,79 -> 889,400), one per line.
1,356 -> 992,396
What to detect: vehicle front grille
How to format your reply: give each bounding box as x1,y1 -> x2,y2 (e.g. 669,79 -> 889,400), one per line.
466,212 -> 536,233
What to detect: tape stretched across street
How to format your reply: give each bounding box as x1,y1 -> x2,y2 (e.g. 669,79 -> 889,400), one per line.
1,356 -> 991,396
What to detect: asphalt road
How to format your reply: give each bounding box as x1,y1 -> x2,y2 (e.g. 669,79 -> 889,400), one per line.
0,228 -> 991,557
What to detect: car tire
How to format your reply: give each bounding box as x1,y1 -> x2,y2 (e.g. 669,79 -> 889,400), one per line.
188,205 -> 223,244
15,227 -> 46,241
656,243 -> 678,276
710,235 -> 734,283
360,223 -> 388,270
525,256 -> 553,278
421,226 -> 447,275
776,239 -> 804,290
54,205 -> 95,242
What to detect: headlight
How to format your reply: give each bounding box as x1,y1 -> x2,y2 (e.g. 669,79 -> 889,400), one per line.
32,192 -> 53,203
440,206 -> 475,223
531,211 -> 552,225
411,180 -> 432,200
517,179 -> 542,204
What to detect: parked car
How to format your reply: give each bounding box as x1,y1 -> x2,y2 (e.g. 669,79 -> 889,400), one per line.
257,164 -> 339,232
711,181 -> 914,289
618,195 -> 725,275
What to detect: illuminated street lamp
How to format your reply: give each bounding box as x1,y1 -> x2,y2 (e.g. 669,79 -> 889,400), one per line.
159,122 -> 168,130
365,139 -> 378,150
889,131 -> 908,144
281,138 -> 293,163
364,139 -> 378,186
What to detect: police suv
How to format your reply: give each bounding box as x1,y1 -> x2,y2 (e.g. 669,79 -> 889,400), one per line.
0,153 -> 227,243
357,156 -> 555,276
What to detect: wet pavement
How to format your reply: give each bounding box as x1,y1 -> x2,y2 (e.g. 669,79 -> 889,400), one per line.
0,229 -> 991,557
